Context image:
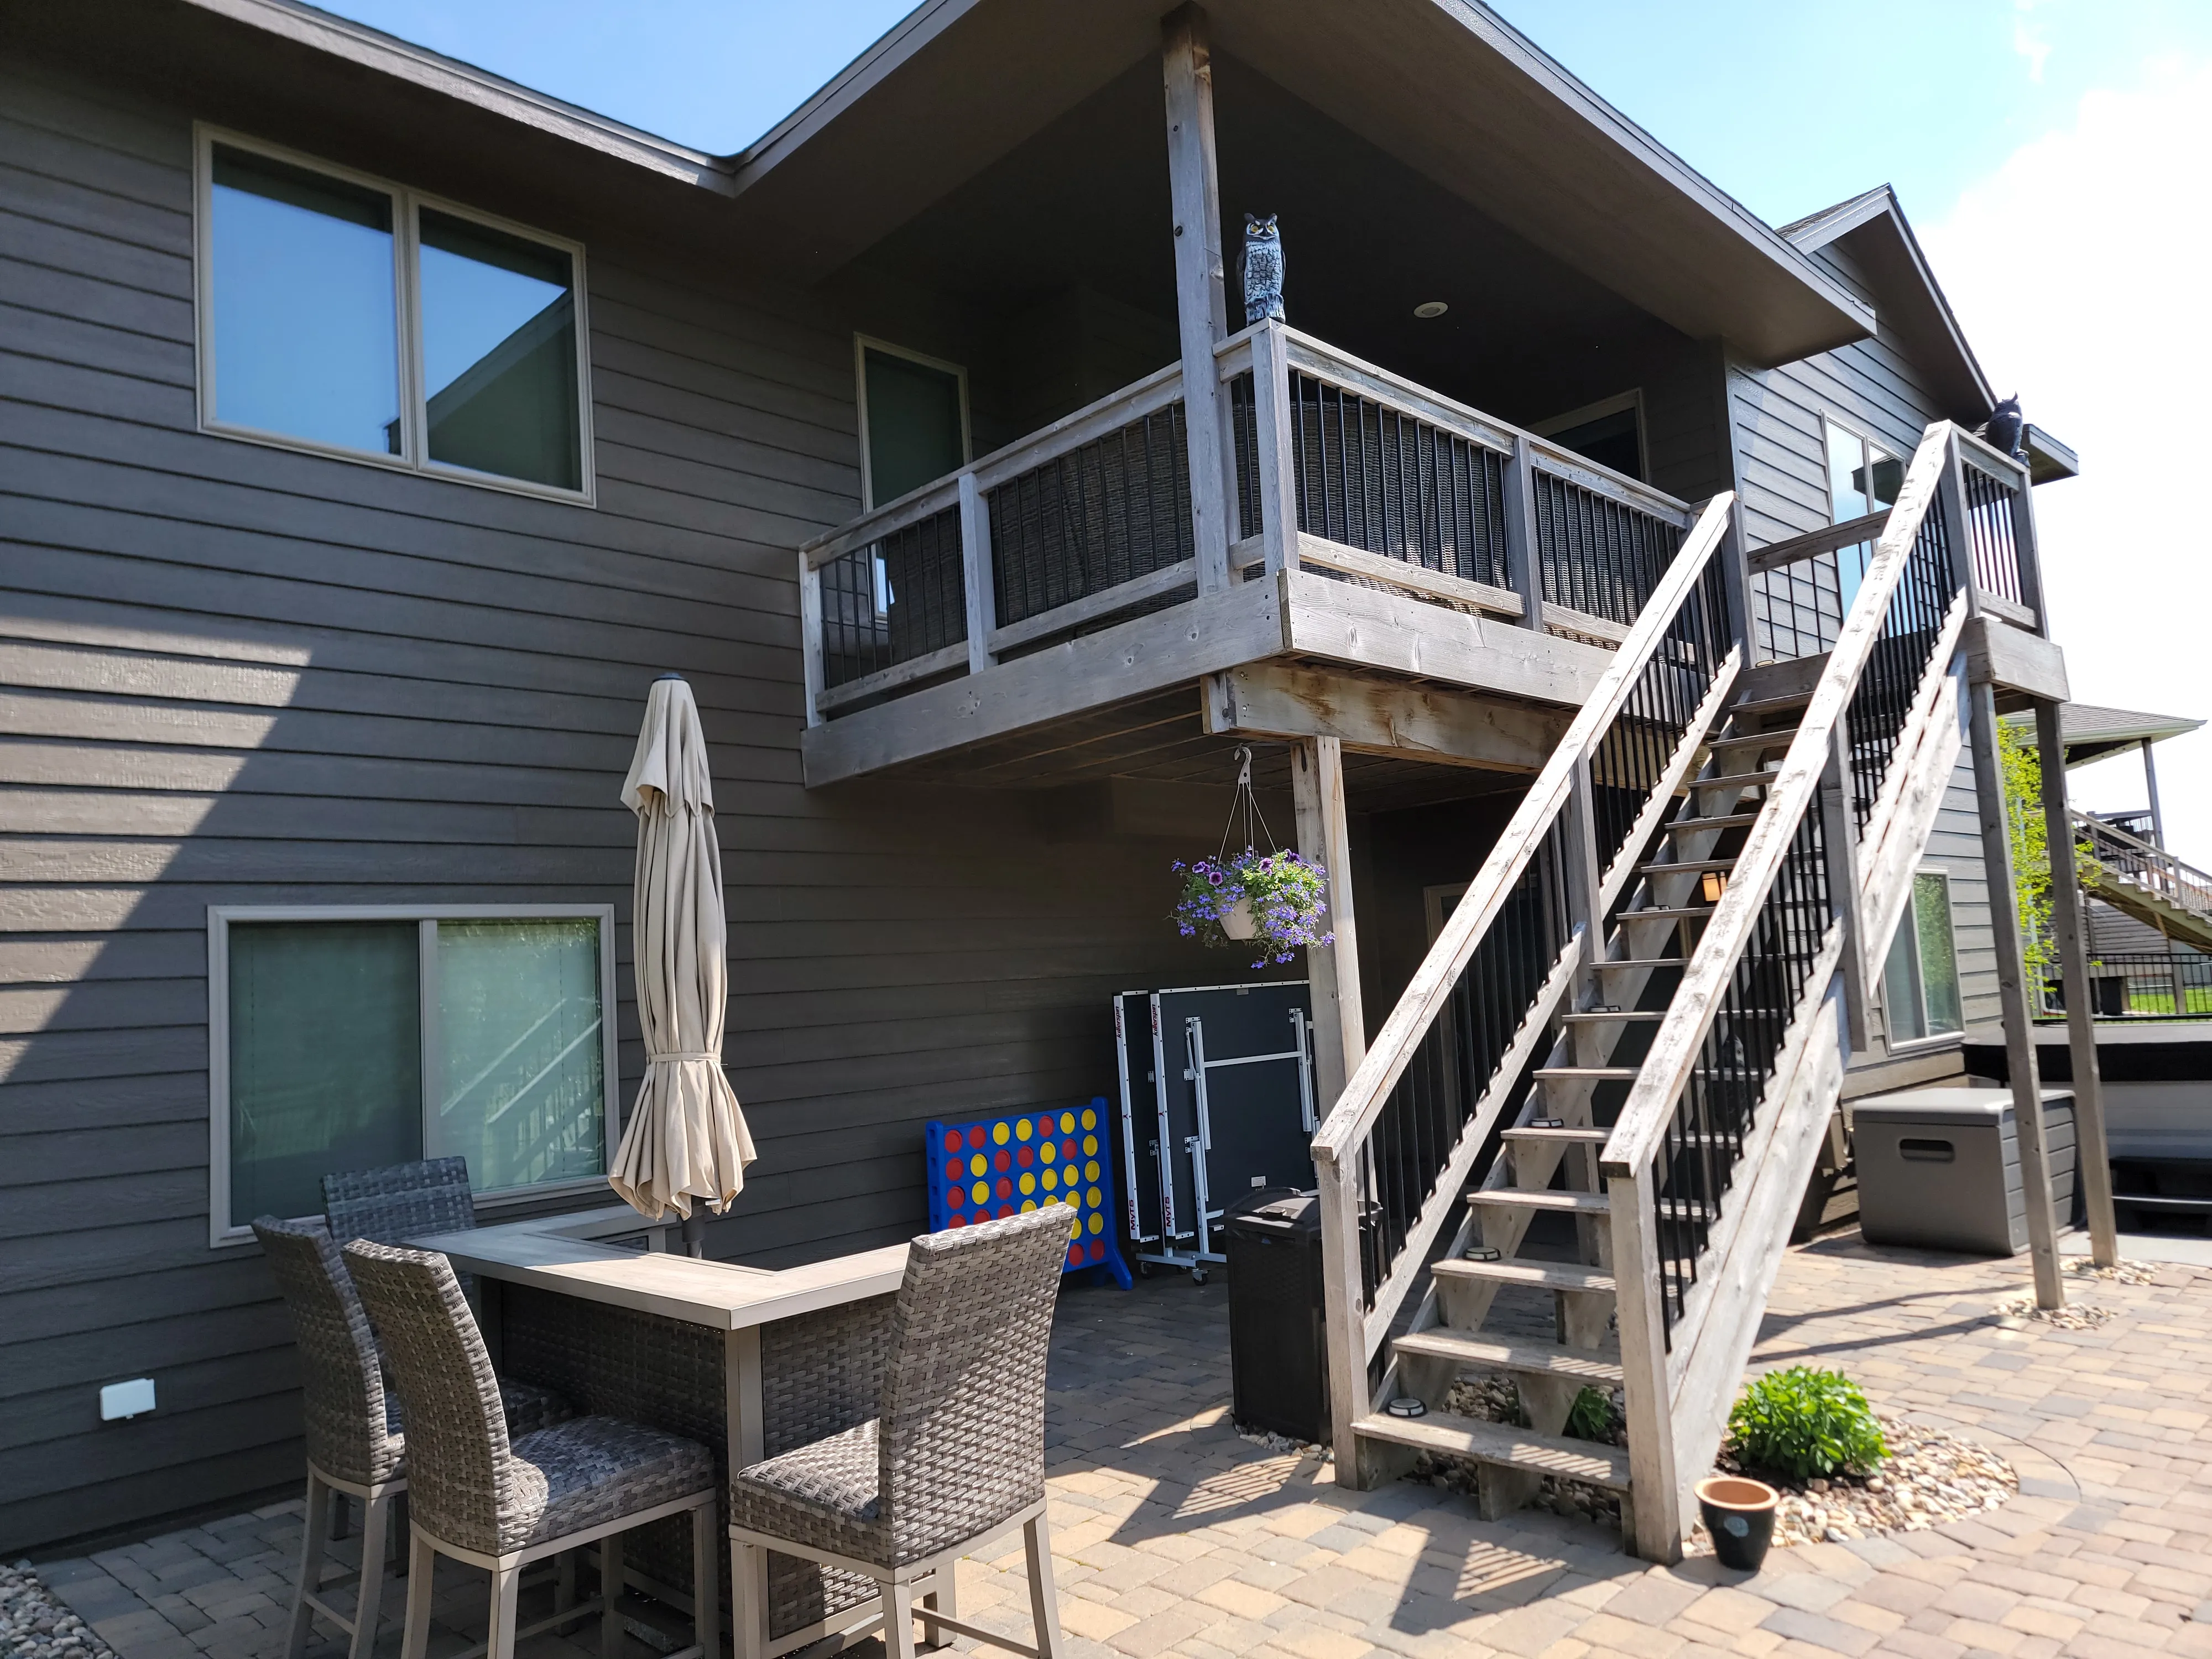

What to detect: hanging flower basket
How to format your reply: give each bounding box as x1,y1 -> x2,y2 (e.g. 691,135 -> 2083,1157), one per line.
1171,748 -> 1333,968
1174,848 -> 1333,967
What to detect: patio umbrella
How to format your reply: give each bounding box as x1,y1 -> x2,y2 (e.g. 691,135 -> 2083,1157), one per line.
607,673 -> 755,1255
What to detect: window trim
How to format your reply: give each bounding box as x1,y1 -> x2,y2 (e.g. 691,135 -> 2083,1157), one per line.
1881,868 -> 1964,1052
852,333 -> 972,511
1819,413 -> 1900,525
192,124 -> 597,506
205,904 -> 620,1249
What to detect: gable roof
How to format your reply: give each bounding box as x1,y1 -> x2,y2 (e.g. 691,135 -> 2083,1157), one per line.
80,0 -> 1876,366
1783,184 -> 2080,483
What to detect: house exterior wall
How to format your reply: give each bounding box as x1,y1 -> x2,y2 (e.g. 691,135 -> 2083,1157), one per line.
0,58 -> 1255,1556
1725,237 -> 2000,1076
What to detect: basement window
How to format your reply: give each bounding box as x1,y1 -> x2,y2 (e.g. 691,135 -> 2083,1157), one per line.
1881,872 -> 1963,1046
207,907 -> 617,1246
195,128 -> 592,501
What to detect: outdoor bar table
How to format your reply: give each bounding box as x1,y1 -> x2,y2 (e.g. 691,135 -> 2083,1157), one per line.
409,1206 -> 907,1657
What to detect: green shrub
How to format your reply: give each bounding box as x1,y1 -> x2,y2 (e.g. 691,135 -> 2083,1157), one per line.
1564,1386 -> 1614,1442
1726,1366 -> 1888,1479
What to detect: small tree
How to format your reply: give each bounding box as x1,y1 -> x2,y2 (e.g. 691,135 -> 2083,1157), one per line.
1999,720 -> 2056,978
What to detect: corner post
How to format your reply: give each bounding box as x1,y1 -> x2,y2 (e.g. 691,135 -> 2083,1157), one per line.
1719,495 -> 1755,663
1605,1168 -> 1682,1562
1249,320 -> 1300,576
799,552 -> 826,728
1965,677 -> 2065,1307
958,471 -> 995,676
2007,454 -> 2047,632
1313,1144 -> 1371,1485
1161,4 -> 1232,593
2037,699 -> 2119,1267
1504,433 -> 1545,630
1292,735 -> 1364,1102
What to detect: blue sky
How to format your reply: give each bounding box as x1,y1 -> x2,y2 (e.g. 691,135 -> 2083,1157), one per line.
321,0 -> 2212,859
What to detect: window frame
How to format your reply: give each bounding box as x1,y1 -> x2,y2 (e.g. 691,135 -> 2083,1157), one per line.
1531,388 -> 1647,483
192,125 -> 596,505
205,903 -> 620,1248
1880,868 -> 1964,1052
1819,414 -> 1901,525
852,333 -> 972,512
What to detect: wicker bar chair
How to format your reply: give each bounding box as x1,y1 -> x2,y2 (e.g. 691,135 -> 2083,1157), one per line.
727,1205 -> 1075,1659
343,1240 -> 719,1659
253,1218 -> 576,1659
323,1157 -> 479,1290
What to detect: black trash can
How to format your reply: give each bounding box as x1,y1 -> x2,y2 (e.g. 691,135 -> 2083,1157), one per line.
1223,1187 -> 1329,1444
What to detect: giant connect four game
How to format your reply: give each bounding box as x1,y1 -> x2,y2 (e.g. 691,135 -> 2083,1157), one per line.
925,1097 -> 1132,1288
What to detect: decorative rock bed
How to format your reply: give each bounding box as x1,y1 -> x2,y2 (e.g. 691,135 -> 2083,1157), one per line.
1,1562 -> 116,1659
1399,1375 -> 2020,1551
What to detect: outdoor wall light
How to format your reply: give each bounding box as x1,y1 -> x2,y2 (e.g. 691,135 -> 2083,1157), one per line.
1412,300 -> 1449,319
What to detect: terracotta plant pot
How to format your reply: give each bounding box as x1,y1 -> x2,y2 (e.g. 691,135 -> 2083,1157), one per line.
1697,1475 -> 1780,1571
1220,895 -> 1256,940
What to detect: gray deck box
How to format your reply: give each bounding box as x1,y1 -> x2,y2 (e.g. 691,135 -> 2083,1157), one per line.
1854,1087 -> 2077,1256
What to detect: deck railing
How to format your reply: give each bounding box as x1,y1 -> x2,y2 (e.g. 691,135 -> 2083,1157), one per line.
799,322 -> 1698,724
1744,427 -> 2038,665
2073,810 -> 2212,931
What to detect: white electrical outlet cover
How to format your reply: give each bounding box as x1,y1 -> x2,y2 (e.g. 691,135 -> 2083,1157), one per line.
101,1378 -> 156,1421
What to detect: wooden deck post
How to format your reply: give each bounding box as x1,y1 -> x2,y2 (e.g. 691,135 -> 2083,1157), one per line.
1292,735 -> 1364,1103
958,471 -> 995,677
1248,320 -> 1300,576
1504,434 -> 1545,631
2036,698 -> 2120,1267
1820,726 -> 1870,1051
1161,4 -> 1232,594
1965,679 -> 2065,1308
1937,428 -> 1983,619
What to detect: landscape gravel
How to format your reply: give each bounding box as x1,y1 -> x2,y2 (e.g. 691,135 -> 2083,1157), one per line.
1391,1376 -> 2018,1553
1,1563 -> 116,1659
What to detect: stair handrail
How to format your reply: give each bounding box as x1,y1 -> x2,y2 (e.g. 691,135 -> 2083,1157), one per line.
2073,808 -> 2212,921
1598,423 -> 1957,1185
1599,420 -> 1966,1557
1312,488 -> 1738,1164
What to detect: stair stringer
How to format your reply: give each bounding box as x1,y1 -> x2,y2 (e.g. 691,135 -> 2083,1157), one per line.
2081,870 -> 2212,953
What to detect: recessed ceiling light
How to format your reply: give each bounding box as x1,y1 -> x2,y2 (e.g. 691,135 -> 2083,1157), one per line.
1413,300 -> 1449,319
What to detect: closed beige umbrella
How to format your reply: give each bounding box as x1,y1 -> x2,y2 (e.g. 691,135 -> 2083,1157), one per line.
608,674 -> 756,1254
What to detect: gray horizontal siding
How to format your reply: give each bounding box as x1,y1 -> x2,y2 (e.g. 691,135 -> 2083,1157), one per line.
0,58 -> 1237,1554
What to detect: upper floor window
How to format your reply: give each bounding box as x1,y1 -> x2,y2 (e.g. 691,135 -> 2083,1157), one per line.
856,337 -> 968,508
196,129 -> 592,500
1824,419 -> 1901,613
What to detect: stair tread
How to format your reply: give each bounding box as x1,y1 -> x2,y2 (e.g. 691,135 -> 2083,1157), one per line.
1433,1256 -> 1615,1293
1708,729 -> 1798,750
1640,857 -> 1737,875
1392,1329 -> 1625,1385
1593,957 -> 1688,972
1535,1065 -> 1641,1079
1559,1009 -> 1664,1023
1503,1125 -> 1611,1143
1667,812 -> 1760,832
1730,690 -> 1813,716
1353,1409 -> 1634,1490
1622,906 -> 1717,923
1694,770 -> 1780,790
1468,1188 -> 1609,1214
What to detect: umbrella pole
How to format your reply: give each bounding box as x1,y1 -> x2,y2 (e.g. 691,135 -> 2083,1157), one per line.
681,1208 -> 707,1259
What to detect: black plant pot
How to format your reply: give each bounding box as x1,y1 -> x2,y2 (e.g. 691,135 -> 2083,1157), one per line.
1697,1476 -> 1780,1572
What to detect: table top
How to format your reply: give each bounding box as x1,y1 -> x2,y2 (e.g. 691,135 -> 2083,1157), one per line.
411,1204 -> 907,1331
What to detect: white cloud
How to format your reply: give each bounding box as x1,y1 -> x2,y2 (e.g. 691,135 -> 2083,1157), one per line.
1922,58 -> 2212,865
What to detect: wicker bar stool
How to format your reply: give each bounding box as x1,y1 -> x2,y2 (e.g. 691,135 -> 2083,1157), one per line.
727,1205 -> 1076,1659
253,1218 -> 575,1659
343,1240 -> 720,1659
324,1157 -> 479,1287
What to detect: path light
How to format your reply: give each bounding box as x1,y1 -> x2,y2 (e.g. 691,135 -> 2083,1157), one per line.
1413,300 -> 1449,319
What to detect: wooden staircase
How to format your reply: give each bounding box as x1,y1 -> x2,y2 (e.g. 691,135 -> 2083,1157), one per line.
1356,684 -> 1810,1532
2074,810 -> 2212,954
1311,418 -> 2013,1561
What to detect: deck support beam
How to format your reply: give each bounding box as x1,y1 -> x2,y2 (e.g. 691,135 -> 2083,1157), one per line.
1162,4 -> 1232,593
1292,737 -> 1364,1109
2037,698 -> 2120,1267
1965,679 -> 2066,1309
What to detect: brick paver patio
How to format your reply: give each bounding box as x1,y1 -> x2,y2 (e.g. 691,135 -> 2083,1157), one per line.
34,1234 -> 2212,1659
